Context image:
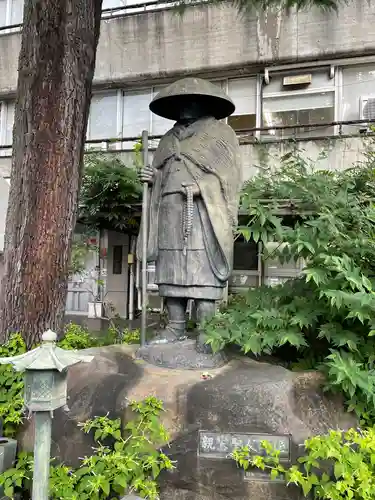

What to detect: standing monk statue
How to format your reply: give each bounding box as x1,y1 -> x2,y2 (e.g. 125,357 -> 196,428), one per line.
137,78 -> 242,355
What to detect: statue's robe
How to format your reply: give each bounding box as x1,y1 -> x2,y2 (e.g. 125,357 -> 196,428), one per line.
137,116 -> 242,300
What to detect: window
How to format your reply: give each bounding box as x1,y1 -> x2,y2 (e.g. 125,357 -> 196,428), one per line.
87,91 -> 118,142
0,0 -> 24,27
151,85 -> 174,136
112,245 -> 123,275
102,0 -> 148,10
122,89 -> 151,140
342,64 -> 375,133
102,0 -> 126,8
227,78 -> 257,133
263,242 -> 304,286
233,238 -> 258,271
0,101 -> 15,156
262,70 -> 335,138
229,238 -> 260,290
4,101 -> 14,145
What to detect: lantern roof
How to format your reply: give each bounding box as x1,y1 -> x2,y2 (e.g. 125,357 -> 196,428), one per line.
0,330 -> 94,372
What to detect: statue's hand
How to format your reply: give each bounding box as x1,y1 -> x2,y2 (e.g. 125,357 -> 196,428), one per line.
139,165 -> 155,184
182,183 -> 200,197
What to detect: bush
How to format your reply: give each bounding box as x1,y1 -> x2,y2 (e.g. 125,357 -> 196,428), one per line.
204,145 -> 375,423
0,397 -> 173,499
232,427 -> 375,500
0,324 -> 141,438
0,334 -> 26,437
58,323 -> 97,350
79,153 -> 142,231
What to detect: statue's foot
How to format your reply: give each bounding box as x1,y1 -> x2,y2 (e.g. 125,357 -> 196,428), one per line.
148,326 -> 187,345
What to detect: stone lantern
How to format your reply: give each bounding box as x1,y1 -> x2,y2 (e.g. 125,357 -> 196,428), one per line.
0,329 -> 94,500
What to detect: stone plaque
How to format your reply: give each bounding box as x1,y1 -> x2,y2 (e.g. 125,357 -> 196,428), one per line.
243,470 -> 285,483
198,431 -> 291,461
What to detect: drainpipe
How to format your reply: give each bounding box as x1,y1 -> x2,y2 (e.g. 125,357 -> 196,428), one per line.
128,236 -> 136,321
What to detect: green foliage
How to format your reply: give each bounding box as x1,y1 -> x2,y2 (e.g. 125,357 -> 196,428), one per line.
69,231 -> 98,277
121,327 -> 141,344
0,324 -> 141,441
204,145 -> 375,422
58,323 -> 98,350
0,333 -> 26,437
79,153 -> 142,231
232,427 -> 375,499
59,323 -> 141,350
0,451 -> 33,498
1,397 -> 173,499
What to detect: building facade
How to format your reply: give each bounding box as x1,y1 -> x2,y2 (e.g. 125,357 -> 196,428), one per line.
0,0 -> 374,319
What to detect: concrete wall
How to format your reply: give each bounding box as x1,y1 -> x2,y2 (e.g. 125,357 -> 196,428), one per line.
1,0 -> 375,95
0,135 -> 369,185
239,135 -> 369,180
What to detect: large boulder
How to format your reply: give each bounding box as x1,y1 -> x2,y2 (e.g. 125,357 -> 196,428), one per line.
18,345 -> 356,500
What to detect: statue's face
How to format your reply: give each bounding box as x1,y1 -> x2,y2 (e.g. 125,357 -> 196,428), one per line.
179,100 -> 206,121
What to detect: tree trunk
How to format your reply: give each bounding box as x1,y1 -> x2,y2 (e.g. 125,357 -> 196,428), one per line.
0,0 -> 103,348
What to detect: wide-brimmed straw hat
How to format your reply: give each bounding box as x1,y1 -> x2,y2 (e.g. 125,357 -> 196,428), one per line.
149,77 -> 235,121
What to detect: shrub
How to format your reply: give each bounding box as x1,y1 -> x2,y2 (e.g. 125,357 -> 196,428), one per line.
0,333 -> 26,437
232,427 -> 375,500
204,145 -> 375,422
1,397 -> 173,499
58,323 -> 97,350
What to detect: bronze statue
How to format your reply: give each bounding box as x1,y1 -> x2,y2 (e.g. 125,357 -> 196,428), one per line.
137,77 -> 242,354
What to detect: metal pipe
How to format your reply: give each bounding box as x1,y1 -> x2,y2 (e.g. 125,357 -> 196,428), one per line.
140,130 -> 149,347
0,118 -> 374,152
263,54 -> 375,74
128,236 -> 136,321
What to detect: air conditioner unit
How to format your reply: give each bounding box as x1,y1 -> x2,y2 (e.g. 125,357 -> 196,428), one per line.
360,96 -> 375,132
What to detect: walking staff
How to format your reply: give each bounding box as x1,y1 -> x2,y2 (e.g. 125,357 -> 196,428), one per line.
140,130 -> 149,347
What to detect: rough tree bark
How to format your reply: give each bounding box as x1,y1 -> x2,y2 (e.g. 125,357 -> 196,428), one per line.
0,0 -> 103,348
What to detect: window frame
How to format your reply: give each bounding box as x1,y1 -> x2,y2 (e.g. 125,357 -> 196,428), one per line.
261,68 -> 337,138
0,101 -> 14,157
0,0 -> 23,30
86,89 -> 123,150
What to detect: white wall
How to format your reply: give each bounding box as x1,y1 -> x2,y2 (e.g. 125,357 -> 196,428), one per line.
1,0 -> 375,95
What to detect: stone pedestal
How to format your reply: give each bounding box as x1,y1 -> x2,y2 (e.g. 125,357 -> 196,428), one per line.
137,339 -> 227,369
17,345 -> 356,500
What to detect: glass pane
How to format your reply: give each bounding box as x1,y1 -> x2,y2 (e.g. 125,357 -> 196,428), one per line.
264,243 -> 303,274
5,101 -> 15,145
123,89 -> 150,139
227,78 -> 257,133
263,92 -> 334,113
233,238 -> 258,271
0,0 -> 8,27
228,114 -> 256,132
102,0 -> 126,8
151,85 -> 174,136
112,245 -> 123,275
263,108 -> 334,138
88,92 -> 118,141
228,77 -> 257,115
10,0 -> 24,24
263,92 -> 334,138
